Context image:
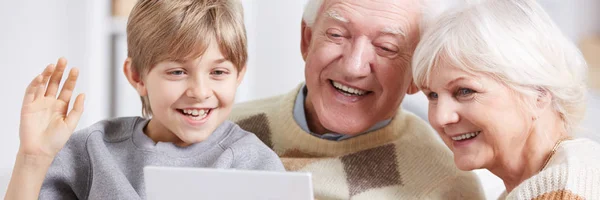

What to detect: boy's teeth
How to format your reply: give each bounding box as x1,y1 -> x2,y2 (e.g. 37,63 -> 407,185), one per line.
332,81 -> 367,96
452,131 -> 481,141
183,109 -> 209,117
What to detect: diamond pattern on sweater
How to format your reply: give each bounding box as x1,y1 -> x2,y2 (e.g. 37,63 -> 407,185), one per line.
341,143 -> 403,196
281,149 -> 326,171
236,113 -> 273,148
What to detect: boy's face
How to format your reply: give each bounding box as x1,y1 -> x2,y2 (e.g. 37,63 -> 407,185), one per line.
140,39 -> 245,146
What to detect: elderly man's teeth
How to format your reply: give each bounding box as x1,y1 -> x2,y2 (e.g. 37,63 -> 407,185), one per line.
332,81 -> 367,96
451,131 -> 481,141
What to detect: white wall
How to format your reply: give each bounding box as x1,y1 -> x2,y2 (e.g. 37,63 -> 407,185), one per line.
237,0 -> 308,102
539,0 -> 600,42
0,0 -> 83,192
0,0 -> 111,196
539,0 -> 600,144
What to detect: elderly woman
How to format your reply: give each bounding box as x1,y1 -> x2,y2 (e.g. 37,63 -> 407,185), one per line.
412,0 -> 600,199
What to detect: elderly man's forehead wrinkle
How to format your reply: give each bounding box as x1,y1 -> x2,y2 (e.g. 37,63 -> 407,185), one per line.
344,0 -> 417,17
326,3 -> 362,19
324,0 -> 416,29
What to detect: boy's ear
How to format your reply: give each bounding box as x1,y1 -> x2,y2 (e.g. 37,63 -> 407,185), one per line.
300,20 -> 312,61
236,65 -> 247,87
123,58 -> 147,96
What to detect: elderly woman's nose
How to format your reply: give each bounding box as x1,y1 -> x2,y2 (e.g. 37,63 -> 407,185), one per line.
433,100 -> 460,127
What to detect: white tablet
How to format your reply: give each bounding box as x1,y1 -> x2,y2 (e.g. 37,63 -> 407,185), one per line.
144,166 -> 313,200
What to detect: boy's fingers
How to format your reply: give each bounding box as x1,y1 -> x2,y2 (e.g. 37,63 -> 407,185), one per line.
35,64 -> 55,101
66,94 -> 85,130
23,75 -> 42,104
45,58 -> 67,98
57,68 -> 79,103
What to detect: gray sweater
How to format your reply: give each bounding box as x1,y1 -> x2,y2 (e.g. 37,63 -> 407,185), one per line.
39,117 -> 285,199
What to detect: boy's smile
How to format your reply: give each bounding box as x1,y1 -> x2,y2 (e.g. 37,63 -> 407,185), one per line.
177,107 -> 214,126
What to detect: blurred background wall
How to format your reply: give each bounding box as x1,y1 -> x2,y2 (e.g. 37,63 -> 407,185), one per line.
1,0 -> 599,199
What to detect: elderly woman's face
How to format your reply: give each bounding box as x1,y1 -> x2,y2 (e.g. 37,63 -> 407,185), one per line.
423,65 -> 533,171
302,0 -> 421,134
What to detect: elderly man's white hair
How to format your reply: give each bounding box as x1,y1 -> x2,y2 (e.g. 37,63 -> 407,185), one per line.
412,0 -> 588,133
301,0 -> 460,34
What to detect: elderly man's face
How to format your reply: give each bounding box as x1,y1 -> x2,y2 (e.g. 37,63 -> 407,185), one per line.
302,0 -> 420,135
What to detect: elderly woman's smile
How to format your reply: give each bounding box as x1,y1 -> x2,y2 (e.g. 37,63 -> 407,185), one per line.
449,131 -> 481,142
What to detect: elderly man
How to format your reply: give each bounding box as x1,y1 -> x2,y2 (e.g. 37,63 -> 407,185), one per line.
229,0 -> 485,199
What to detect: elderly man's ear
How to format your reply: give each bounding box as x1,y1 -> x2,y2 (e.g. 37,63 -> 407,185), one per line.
407,81 -> 420,94
301,20 -> 312,61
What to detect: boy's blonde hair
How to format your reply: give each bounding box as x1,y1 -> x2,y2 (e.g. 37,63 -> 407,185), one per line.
127,0 -> 247,118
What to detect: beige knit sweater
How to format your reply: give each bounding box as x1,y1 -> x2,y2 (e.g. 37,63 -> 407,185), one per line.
501,138 -> 600,200
229,85 -> 485,200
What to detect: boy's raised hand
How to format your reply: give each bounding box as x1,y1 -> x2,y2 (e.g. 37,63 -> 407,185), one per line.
19,58 -> 85,159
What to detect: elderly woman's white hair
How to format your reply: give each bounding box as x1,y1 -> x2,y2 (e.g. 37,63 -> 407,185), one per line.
412,0 -> 588,133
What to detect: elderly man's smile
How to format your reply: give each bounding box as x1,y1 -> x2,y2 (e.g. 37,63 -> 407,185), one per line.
328,80 -> 373,101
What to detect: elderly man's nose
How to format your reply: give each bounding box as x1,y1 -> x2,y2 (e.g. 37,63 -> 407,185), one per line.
343,38 -> 373,77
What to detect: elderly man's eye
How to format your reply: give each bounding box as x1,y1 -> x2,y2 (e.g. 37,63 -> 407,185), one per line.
380,46 -> 396,53
375,43 -> 399,57
329,33 -> 343,38
326,29 -> 346,41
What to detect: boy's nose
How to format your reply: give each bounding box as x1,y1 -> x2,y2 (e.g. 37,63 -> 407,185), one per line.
186,81 -> 212,100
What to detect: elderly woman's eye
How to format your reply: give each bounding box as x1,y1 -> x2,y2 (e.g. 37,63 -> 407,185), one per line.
427,92 -> 439,100
456,88 -> 475,96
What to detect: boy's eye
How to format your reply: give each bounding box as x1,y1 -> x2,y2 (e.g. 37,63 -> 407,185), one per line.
168,70 -> 186,76
210,70 -> 228,76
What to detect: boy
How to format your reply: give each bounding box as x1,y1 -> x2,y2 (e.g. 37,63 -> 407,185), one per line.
5,0 -> 284,199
